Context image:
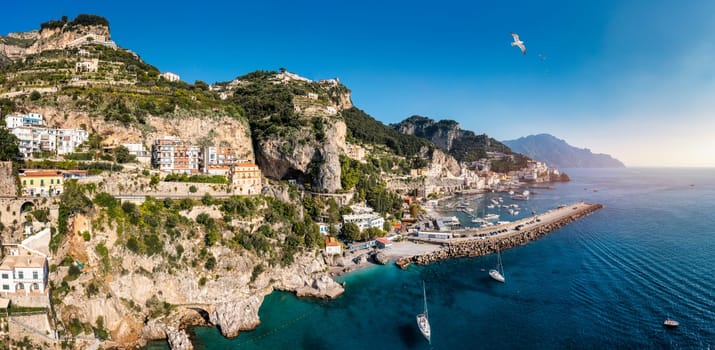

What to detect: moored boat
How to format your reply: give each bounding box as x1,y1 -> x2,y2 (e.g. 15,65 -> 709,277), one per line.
663,318 -> 679,328
416,281 -> 431,344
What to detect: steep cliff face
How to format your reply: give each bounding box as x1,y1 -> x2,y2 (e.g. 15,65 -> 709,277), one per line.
423,147 -> 461,177
227,71 -> 350,192
1,19 -> 112,60
56,223 -> 343,347
394,115 -> 524,163
395,116 -> 461,151
30,104 -> 254,160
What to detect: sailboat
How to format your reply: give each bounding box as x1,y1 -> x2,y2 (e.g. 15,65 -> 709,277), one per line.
489,249 -> 506,283
416,281 -> 431,344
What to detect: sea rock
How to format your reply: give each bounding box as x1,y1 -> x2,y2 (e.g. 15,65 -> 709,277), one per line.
209,296 -> 263,338
373,252 -> 389,265
295,274 -> 344,299
165,326 -> 193,350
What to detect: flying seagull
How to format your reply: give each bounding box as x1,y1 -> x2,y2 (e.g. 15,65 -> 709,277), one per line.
510,32 -> 526,55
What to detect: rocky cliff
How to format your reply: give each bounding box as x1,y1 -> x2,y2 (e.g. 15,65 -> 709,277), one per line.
394,115 -> 524,164
56,212 -> 344,347
28,104 -> 254,160
1,15 -> 114,60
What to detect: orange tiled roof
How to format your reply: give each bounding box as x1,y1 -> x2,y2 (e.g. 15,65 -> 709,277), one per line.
325,237 -> 340,246
375,237 -> 390,244
20,170 -> 61,177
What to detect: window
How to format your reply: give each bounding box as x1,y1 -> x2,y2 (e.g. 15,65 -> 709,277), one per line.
1,273 -> 7,279
33,271 -> 38,280
30,180 -> 34,185
1,285 -> 7,290
50,179 -> 54,184
41,179 -> 44,186
17,271 -> 23,279
23,180 -> 26,186
57,179 -> 61,184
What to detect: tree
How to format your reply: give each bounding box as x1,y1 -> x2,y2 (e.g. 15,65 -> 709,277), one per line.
340,222 -> 361,241
0,129 -> 20,161
113,145 -> 135,163
30,90 -> 41,101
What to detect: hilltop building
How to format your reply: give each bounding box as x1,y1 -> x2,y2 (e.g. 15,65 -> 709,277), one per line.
160,72 -> 180,82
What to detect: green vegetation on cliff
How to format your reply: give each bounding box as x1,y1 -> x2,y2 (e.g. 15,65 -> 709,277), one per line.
343,107 -> 430,157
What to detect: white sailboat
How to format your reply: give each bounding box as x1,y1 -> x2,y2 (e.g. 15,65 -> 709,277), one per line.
416,281 -> 431,344
489,250 -> 506,283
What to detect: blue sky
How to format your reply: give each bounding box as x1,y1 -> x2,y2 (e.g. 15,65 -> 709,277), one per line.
3,0 -> 715,166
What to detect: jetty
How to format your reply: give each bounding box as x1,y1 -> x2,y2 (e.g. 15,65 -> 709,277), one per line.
396,202 -> 602,267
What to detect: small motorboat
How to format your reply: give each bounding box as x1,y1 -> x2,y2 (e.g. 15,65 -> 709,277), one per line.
663,319 -> 679,328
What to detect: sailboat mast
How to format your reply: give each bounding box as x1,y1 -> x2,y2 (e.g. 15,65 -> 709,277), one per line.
423,281 -> 428,317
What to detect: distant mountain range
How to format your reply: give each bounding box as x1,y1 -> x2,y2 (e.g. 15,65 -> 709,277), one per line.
502,134 -> 625,168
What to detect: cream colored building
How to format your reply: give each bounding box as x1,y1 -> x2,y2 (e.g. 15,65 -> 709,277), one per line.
230,163 -> 262,195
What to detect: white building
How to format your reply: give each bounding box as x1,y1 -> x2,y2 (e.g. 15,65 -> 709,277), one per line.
202,146 -> 241,175
342,213 -> 385,232
0,250 -> 48,296
4,113 -> 45,129
325,237 -> 342,255
152,136 -> 200,174
54,128 -> 89,155
417,231 -> 453,240
122,143 -> 151,165
12,127 -> 56,158
75,59 -> 99,73
160,72 -> 181,82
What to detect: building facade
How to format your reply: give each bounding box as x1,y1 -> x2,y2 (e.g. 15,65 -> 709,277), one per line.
4,113 -> 45,129
152,136 -> 201,174
0,252 -> 48,295
342,213 -> 385,232
6,113 -> 87,158
19,170 -> 63,197
203,146 -> 240,175
230,163 -> 262,195
325,237 -> 342,255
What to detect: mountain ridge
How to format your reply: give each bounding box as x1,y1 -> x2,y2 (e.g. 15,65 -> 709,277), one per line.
503,133 -> 625,168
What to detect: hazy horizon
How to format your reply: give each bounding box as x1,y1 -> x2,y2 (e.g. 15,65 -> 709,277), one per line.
3,1 -> 715,167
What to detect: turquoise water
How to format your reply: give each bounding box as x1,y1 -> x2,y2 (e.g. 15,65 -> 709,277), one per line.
148,168 -> 715,349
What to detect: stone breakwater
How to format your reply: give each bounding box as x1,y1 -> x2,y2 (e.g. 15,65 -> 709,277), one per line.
400,203 -> 603,266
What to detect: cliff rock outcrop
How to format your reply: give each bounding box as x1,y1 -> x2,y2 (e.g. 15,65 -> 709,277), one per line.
209,296 -> 263,338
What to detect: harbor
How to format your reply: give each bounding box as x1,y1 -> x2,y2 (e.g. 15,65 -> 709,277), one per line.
397,201 -> 603,267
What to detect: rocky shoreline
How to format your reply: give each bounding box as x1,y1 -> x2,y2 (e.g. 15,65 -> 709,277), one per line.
399,203 -> 603,266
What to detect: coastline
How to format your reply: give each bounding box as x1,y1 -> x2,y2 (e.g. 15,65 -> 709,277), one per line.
330,202 -> 602,280
399,202 -> 603,266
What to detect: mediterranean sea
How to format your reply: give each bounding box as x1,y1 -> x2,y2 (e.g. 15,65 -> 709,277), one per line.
147,168 -> 715,349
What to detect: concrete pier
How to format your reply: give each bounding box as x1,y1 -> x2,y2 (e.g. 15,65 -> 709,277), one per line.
397,202 -> 603,267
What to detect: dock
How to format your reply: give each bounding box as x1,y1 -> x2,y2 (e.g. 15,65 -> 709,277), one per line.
396,202 -> 602,267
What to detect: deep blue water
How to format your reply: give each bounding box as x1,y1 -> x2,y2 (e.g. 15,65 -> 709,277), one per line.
148,168 -> 715,349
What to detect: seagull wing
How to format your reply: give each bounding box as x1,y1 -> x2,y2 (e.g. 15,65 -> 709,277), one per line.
510,32 -> 520,41
517,43 -> 526,55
